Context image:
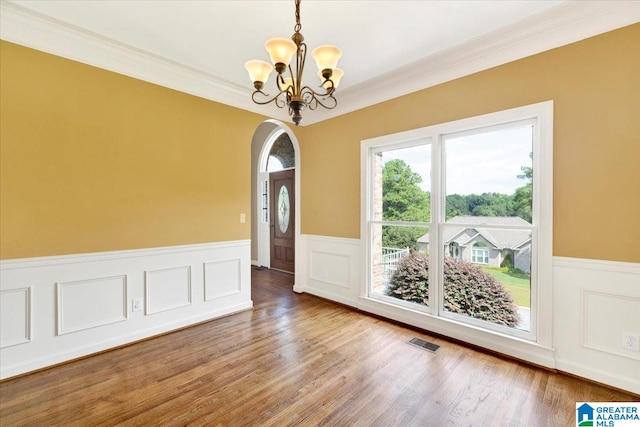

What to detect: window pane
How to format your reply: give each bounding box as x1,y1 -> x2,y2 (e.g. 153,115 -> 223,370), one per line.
441,225 -> 531,331
370,224 -> 430,308
373,144 -> 431,222
277,185 -> 290,233
444,125 -> 533,224
267,132 -> 295,172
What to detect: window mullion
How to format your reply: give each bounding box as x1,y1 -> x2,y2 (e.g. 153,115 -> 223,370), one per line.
369,220 -> 430,227
430,134 -> 443,315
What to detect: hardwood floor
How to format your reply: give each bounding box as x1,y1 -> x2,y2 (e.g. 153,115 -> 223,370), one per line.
1,267 -> 636,426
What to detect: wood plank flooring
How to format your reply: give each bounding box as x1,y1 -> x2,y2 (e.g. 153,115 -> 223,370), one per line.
1,267 -> 637,426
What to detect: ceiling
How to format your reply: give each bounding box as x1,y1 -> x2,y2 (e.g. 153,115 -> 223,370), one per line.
1,0 -> 639,126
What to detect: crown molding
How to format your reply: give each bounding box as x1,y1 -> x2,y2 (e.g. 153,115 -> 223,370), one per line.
0,1 -> 293,124
305,1 -> 640,125
1,1 -> 638,127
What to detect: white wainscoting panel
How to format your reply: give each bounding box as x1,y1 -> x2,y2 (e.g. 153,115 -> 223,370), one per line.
309,251 -> 351,289
297,235 -> 361,306
145,266 -> 191,315
0,240 -> 252,379
553,257 -> 640,394
583,291 -> 640,360
57,275 -> 127,335
204,259 -> 241,301
0,287 -> 31,348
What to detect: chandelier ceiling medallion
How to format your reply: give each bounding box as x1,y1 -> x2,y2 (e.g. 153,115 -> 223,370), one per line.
244,0 -> 343,126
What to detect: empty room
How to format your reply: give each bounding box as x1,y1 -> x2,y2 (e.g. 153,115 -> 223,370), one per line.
1,1 -> 639,425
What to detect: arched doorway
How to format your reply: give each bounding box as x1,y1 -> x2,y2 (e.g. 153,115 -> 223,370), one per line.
250,120 -> 301,287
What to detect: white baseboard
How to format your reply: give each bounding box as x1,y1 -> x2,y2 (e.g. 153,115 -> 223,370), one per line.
556,358 -> 640,395
0,241 -> 252,379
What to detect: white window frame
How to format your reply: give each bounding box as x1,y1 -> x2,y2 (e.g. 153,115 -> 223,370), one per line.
365,139 -> 433,314
472,244 -> 490,264
360,101 -> 553,360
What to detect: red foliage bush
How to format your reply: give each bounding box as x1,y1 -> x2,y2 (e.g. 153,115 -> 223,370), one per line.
387,252 -> 519,327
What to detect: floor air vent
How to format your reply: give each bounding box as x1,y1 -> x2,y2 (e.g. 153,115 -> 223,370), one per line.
408,337 -> 440,353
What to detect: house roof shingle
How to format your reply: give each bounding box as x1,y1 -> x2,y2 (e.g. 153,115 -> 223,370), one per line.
418,216 -> 531,250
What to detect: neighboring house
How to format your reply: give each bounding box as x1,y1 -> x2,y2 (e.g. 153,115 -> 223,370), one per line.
417,216 -> 532,273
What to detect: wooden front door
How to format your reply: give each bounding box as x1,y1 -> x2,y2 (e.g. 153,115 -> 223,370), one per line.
270,169 -> 295,272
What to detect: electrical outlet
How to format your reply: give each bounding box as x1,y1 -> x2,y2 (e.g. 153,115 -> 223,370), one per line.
240,213 -> 246,223
322,268 -> 329,278
622,331 -> 639,351
132,298 -> 143,312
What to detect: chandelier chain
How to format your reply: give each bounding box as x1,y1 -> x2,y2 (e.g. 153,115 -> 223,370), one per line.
294,0 -> 302,32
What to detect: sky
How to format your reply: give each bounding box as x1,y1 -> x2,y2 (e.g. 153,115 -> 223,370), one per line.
382,125 -> 533,195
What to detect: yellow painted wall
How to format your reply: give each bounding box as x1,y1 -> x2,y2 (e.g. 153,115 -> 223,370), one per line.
0,41 -> 267,259
2,25 -> 639,263
300,24 -> 640,263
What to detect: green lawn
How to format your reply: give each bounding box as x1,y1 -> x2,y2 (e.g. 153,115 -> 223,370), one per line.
481,266 -> 531,307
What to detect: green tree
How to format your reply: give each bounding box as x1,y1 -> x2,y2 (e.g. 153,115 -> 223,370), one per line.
382,159 -> 429,221
445,194 -> 469,219
382,159 -> 429,249
383,226 -> 424,251
470,192 -> 512,217
512,153 -> 533,223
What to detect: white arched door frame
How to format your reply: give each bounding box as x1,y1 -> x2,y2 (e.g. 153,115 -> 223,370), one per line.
256,120 -> 301,289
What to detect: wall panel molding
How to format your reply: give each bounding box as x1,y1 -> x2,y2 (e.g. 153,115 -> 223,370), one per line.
309,251 -> 351,289
203,258 -> 242,301
0,287 -> 32,348
581,290 -> 640,361
554,256 -> 639,394
298,234 -> 361,305
56,275 -> 128,335
145,266 -> 192,315
0,240 -> 249,269
554,256 -> 640,274
0,240 -> 251,379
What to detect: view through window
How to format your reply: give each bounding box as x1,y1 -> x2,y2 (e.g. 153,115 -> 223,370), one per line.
365,103 -> 552,341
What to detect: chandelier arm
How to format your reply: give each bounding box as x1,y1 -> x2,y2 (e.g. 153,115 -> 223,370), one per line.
300,86 -> 338,110
283,64 -> 296,96
299,81 -> 335,98
313,94 -> 337,110
276,72 -> 293,98
298,43 -> 306,96
251,90 -> 287,108
322,78 -> 335,94
275,93 -> 287,108
299,90 -> 318,111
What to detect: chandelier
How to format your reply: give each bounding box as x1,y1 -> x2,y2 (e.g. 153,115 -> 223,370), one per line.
244,0 -> 343,126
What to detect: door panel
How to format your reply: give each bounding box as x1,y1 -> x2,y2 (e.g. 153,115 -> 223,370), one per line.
270,169 -> 295,272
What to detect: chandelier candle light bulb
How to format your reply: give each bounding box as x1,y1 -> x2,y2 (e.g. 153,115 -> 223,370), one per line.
265,38 -> 297,71
244,0 -> 343,125
319,68 -> 344,89
244,60 -> 273,90
312,45 -> 342,78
